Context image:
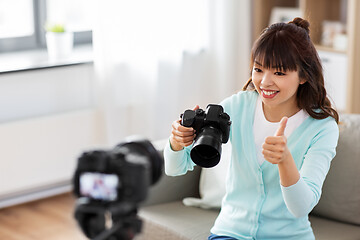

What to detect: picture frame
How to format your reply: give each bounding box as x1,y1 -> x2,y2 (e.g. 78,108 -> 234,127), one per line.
320,20 -> 346,48
269,7 -> 302,25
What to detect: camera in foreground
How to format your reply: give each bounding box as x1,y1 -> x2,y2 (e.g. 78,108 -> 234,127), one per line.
73,138 -> 163,240
181,104 -> 231,168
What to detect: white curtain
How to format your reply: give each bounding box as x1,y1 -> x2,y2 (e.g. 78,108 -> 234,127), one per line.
93,0 -> 251,145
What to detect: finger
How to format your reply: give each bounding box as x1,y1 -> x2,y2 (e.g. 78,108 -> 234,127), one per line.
174,138 -> 194,147
262,149 -> 281,158
275,117 -> 288,136
262,149 -> 282,163
169,135 -> 193,149
172,127 -> 195,137
171,138 -> 194,148
262,142 -> 284,152
264,156 -> 281,164
183,140 -> 194,147
175,131 -> 195,137
264,136 -> 287,145
262,149 -> 282,159
193,105 -> 200,111
172,134 -> 195,144
172,120 -> 195,132
172,125 -> 195,137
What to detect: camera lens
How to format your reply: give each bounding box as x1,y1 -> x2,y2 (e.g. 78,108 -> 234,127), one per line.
190,126 -> 222,168
118,139 -> 163,185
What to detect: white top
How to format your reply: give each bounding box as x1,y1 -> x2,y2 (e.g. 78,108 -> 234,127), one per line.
253,96 -> 309,166
253,96 -> 315,218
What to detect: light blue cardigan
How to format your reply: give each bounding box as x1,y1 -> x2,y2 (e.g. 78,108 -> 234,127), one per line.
164,90 -> 339,240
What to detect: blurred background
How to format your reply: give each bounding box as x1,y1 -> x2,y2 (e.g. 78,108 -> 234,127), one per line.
0,0 -> 359,208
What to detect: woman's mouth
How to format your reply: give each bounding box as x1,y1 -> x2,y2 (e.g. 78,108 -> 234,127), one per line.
261,89 -> 279,98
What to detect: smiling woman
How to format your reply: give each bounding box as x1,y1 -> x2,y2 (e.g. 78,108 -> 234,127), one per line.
251,64 -> 305,121
164,17 -> 340,240
244,19 -> 339,124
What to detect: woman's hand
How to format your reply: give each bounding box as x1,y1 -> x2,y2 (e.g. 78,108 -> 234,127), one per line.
262,116 -> 300,187
169,105 -> 199,151
262,117 -> 291,164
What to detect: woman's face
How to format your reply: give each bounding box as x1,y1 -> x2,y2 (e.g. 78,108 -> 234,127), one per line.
252,60 -> 305,117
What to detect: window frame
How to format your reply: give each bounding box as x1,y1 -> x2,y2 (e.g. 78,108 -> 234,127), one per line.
0,0 -> 92,53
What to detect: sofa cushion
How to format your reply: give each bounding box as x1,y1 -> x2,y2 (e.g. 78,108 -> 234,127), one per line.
311,114 -> 360,225
182,142 -> 231,209
310,215 -> 360,240
137,202 -> 360,240
137,201 -> 219,240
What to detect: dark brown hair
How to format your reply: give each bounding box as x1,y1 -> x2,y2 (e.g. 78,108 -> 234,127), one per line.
243,17 -> 339,123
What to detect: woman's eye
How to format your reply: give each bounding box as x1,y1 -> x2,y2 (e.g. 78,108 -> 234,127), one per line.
254,68 -> 262,73
275,72 -> 285,76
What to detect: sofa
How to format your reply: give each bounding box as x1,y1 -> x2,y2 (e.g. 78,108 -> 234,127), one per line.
135,114 -> 360,240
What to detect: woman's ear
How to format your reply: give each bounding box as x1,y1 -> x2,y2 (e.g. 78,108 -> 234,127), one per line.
300,78 -> 307,85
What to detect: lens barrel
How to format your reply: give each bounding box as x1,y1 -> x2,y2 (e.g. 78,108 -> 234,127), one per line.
190,126 -> 222,168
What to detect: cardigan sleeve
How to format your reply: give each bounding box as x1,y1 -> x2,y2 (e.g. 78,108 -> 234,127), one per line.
281,118 -> 339,218
163,139 -> 196,176
280,176 -> 315,218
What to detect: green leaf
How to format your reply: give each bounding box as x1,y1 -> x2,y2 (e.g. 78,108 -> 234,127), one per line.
45,23 -> 66,33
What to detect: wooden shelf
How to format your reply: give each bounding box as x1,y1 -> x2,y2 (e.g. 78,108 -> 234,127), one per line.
315,44 -> 347,55
252,0 -> 298,42
302,0 -> 345,46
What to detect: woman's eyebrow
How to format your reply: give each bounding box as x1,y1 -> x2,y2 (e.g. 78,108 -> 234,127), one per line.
254,61 -> 262,66
255,60 -> 285,69
272,65 -> 285,70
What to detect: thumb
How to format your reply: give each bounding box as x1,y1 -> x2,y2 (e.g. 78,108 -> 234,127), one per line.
275,117 -> 288,136
193,105 -> 200,111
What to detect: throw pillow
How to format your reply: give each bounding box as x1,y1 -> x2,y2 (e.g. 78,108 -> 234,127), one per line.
183,142 -> 231,209
311,114 -> 360,225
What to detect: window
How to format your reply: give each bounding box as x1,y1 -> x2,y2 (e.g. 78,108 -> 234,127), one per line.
45,0 -> 94,44
0,0 -> 37,52
0,0 -> 35,38
0,0 -> 93,53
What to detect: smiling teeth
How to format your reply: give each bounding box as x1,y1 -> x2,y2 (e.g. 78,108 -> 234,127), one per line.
263,90 -> 277,96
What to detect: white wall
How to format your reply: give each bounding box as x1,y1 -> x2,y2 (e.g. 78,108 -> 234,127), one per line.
0,64 -> 94,123
318,51 -> 348,112
0,64 -> 107,208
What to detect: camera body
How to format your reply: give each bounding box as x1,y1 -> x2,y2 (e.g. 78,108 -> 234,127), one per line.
181,104 -> 231,168
73,139 -> 163,240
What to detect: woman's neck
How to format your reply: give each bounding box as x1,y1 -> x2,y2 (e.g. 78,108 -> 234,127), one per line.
262,102 -> 301,123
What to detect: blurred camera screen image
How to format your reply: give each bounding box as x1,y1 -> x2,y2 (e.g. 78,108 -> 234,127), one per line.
80,172 -> 119,201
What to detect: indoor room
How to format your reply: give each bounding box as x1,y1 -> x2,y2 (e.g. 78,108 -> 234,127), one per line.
0,0 -> 359,239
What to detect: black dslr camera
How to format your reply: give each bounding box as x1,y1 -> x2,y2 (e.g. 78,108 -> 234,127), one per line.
181,104 -> 231,168
73,138 -> 163,240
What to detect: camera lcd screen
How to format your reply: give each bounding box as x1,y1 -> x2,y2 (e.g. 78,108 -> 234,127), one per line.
80,172 -> 119,201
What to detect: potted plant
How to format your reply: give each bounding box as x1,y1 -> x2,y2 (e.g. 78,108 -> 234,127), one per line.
45,23 -> 73,60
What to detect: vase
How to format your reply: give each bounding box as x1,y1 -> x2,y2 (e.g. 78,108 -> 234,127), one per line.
45,32 -> 74,60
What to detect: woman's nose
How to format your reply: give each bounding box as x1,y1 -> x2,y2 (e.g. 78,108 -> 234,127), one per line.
261,72 -> 274,87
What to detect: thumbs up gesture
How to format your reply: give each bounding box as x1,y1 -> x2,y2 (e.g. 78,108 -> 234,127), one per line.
262,117 -> 291,164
